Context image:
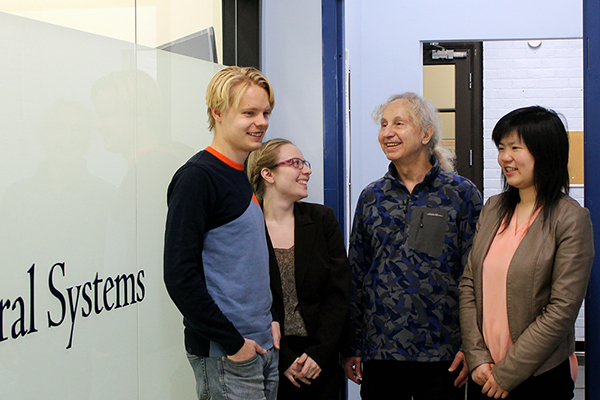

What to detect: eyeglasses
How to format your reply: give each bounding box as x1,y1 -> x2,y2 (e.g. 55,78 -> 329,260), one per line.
272,157 -> 311,170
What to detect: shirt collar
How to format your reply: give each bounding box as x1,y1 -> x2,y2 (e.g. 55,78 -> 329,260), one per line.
385,156 -> 441,190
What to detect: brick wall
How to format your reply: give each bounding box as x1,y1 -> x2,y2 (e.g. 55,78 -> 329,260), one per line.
482,38 -> 585,340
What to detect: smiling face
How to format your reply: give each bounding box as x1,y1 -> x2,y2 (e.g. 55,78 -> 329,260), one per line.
265,144 -> 311,202
497,130 -> 536,192
378,99 -> 431,167
212,83 -> 272,163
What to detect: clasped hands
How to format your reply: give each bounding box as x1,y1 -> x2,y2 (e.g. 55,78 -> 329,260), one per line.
472,363 -> 509,399
284,353 -> 322,387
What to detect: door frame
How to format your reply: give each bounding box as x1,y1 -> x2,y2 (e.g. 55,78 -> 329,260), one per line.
423,41 -> 483,191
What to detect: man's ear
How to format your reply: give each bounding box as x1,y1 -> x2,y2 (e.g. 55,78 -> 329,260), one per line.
261,167 -> 275,184
422,125 -> 434,145
211,107 -> 222,123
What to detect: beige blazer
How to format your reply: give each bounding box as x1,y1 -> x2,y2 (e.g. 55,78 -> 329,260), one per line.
459,194 -> 594,391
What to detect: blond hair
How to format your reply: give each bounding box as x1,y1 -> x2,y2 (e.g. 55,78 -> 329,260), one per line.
246,138 -> 293,203
372,92 -> 455,172
206,66 -> 275,132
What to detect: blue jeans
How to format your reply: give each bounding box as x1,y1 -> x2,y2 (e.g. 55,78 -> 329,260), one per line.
187,348 -> 279,400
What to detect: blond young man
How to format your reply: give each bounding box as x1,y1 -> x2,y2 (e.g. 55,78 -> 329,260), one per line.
164,66 -> 280,400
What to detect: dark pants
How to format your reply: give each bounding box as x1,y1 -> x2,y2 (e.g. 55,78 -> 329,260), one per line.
467,358 -> 574,400
277,336 -> 344,400
360,360 -> 465,400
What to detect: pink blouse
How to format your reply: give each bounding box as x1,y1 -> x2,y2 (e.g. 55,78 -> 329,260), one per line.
482,208 -> 539,363
482,207 -> 577,382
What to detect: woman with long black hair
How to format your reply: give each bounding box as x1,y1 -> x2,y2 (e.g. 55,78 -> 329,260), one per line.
460,106 -> 594,399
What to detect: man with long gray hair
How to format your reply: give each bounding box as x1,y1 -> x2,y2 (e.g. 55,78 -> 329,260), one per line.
342,92 -> 482,399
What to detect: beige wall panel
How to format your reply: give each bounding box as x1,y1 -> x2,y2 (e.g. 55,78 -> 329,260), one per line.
423,64 -> 455,109
140,0 -> 222,60
569,131 -> 584,185
438,112 -> 456,153
438,112 -> 456,140
2,1 -> 136,43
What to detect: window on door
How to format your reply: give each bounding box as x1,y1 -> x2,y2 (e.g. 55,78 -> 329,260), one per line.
423,42 -> 483,191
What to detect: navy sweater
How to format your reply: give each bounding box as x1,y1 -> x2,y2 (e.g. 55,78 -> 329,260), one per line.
164,147 -> 273,357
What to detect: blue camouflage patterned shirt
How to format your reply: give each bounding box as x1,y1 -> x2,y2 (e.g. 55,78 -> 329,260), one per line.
347,157 -> 482,362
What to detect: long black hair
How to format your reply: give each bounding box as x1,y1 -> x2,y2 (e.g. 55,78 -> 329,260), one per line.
491,106 -> 570,230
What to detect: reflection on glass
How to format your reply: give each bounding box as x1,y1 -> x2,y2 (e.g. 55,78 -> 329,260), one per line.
91,69 -> 192,228
0,100 -> 116,399
0,9 -> 215,399
0,99 -> 114,265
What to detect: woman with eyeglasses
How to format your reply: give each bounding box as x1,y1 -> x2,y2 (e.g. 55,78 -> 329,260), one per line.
247,138 -> 350,400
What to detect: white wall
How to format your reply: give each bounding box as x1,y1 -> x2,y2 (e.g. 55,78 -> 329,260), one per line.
483,39 -> 584,201
261,0 -> 324,204
345,0 -> 583,210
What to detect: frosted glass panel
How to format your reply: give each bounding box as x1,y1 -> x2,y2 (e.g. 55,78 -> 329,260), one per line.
135,49 -> 220,399
0,12 -> 137,398
0,10 -> 220,399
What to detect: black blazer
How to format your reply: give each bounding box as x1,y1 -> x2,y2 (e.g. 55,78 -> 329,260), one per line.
268,201 -> 351,371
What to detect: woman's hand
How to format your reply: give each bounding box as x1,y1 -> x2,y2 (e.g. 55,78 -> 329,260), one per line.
472,364 -> 509,398
295,353 -> 322,382
283,353 -> 322,387
283,359 -> 304,387
481,373 -> 509,399
471,363 -> 493,386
